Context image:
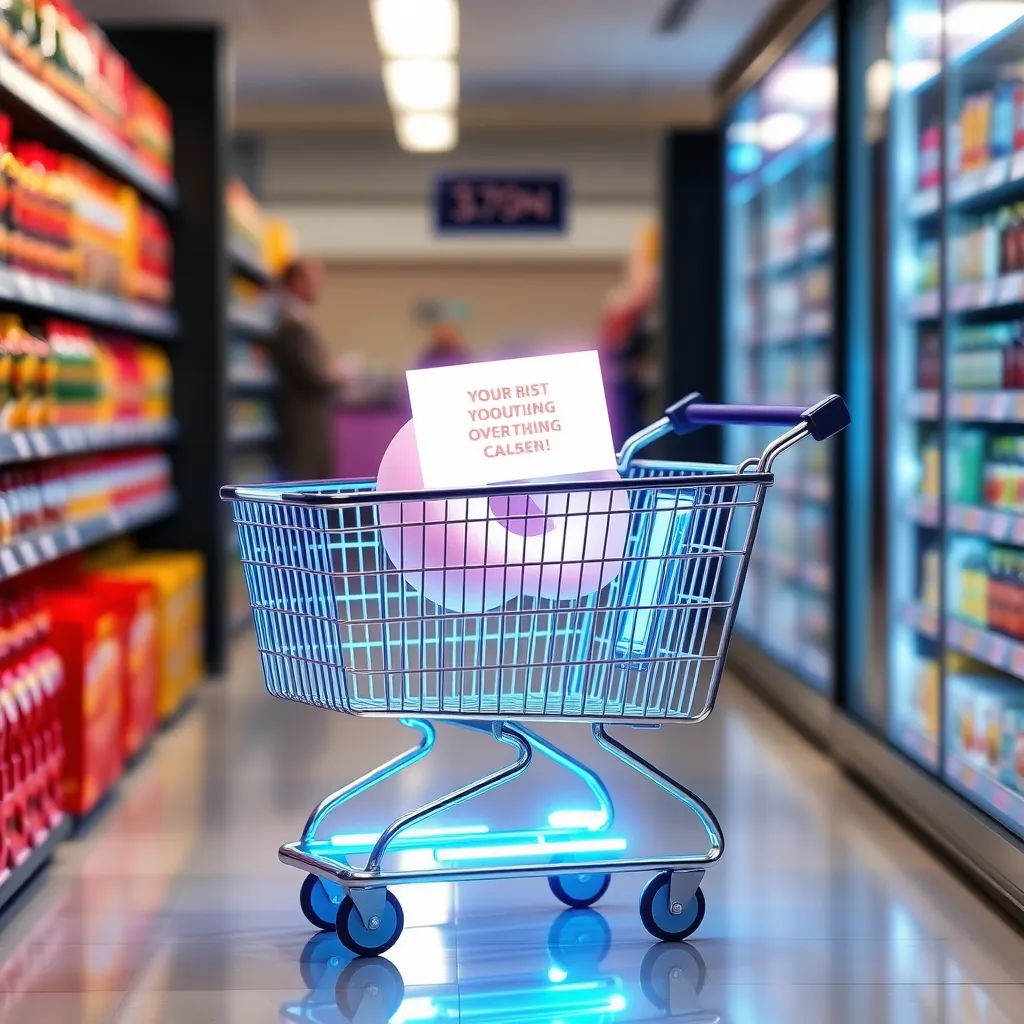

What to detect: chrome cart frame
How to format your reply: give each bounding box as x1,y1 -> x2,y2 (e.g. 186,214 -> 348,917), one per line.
223,392 -> 849,956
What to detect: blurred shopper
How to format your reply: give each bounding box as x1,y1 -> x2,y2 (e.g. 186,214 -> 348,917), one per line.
601,222 -> 661,445
272,258 -> 345,480
413,299 -> 471,370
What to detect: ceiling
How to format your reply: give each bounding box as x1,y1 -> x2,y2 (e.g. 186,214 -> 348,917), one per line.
79,0 -> 782,128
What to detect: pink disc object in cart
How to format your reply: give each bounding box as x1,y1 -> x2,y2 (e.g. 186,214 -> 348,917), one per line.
376,421 -> 630,612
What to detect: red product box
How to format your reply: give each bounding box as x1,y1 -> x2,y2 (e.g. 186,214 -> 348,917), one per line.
85,575 -> 159,761
49,593 -> 123,816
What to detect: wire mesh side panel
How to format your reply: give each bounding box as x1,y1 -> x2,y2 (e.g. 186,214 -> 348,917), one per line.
233,467 -> 765,719
235,497 -> 352,710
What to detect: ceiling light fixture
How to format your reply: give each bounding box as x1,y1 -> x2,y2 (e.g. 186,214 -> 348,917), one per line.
383,58 -> 459,112
395,111 -> 459,153
371,0 -> 459,59
371,0 -> 460,153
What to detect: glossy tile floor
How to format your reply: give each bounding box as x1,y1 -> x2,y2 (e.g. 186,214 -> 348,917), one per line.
2,637 -> 1024,1022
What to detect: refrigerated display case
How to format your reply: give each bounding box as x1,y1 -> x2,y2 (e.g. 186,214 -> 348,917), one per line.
824,0 -> 1024,919
724,12 -> 839,695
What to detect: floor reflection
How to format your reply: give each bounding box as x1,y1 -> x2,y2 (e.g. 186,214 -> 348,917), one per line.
282,909 -> 717,1024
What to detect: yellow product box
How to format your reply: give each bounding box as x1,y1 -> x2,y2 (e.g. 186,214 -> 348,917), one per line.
89,552 -> 204,721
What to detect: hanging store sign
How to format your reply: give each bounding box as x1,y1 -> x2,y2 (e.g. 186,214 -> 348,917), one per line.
433,173 -> 568,234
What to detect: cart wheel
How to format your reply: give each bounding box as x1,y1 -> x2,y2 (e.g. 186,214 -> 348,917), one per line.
638,941 -> 707,1012
335,957 -> 405,1024
548,870 -> 611,909
336,890 -> 405,958
639,872 -> 706,942
300,873 -> 342,932
547,909 -> 612,974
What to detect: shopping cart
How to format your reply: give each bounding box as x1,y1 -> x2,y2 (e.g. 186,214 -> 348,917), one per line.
223,392 -> 849,958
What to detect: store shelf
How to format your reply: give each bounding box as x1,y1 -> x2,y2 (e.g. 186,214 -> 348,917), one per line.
777,473 -> 832,502
759,231 -> 832,277
911,292 -> 941,319
0,418 -> 176,468
946,752 -> 1024,832
911,276 -> 1024,318
0,490 -> 177,584
229,422 -> 278,447
228,237 -> 270,284
228,370 -> 277,392
909,389 -> 1024,422
908,600 -> 1024,678
228,300 -> 276,337
0,814 -> 71,917
0,52 -> 176,207
895,721 -> 939,767
908,496 -> 1024,545
752,549 -> 831,593
0,265 -> 178,337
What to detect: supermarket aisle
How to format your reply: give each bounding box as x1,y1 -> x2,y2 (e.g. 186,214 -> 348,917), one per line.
1,640 -> 1024,1022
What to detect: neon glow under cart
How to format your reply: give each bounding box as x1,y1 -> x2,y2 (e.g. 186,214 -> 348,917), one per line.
222,393 -> 849,958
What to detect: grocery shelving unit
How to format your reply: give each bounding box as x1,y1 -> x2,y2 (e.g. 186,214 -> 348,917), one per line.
104,26 -> 231,675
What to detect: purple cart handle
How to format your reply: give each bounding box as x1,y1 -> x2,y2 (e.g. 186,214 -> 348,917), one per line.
665,393 -> 850,442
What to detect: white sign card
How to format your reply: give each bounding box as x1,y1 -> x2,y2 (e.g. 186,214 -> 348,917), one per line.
406,350 -> 617,488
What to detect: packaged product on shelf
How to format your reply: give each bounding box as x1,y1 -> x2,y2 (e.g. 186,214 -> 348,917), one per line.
918,542 -> 938,608
983,436 -> 1024,510
920,436 -> 940,499
914,655 -> 940,742
48,591 -> 122,816
950,537 -> 989,624
83,572 -> 158,760
128,76 -> 173,184
918,122 -> 941,190
917,330 -> 941,389
0,586 -> 64,867
60,156 -> 133,296
37,1 -> 91,113
46,319 -> 97,424
918,239 -> 939,294
0,315 -> 51,429
8,142 -> 74,282
2,0 -> 41,72
131,203 -> 172,306
88,25 -> 129,143
85,549 -> 204,721
993,77 -> 1018,160
949,429 -> 986,505
227,178 -> 264,260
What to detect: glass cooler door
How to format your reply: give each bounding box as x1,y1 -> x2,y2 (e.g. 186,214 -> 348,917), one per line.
938,2 -> 1024,833
724,12 -> 838,692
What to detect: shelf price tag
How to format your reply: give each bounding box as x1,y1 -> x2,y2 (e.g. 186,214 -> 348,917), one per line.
985,157 -> 1010,190
1012,646 -> 1024,678
0,547 -> 17,576
987,634 -> 1009,666
990,511 -> 1011,540
1012,150 -> 1024,181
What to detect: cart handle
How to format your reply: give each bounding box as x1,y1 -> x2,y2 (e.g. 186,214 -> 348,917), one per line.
665,393 -> 850,441
616,393 -> 849,474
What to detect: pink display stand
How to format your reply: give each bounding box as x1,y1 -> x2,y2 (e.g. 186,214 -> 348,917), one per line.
333,404 -> 407,480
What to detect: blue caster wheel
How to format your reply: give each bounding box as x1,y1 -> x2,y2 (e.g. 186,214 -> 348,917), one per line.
335,890 -> 405,958
548,870 -> 611,909
639,872 -> 706,942
547,909 -> 612,974
335,957 -> 405,1023
300,873 -> 342,932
